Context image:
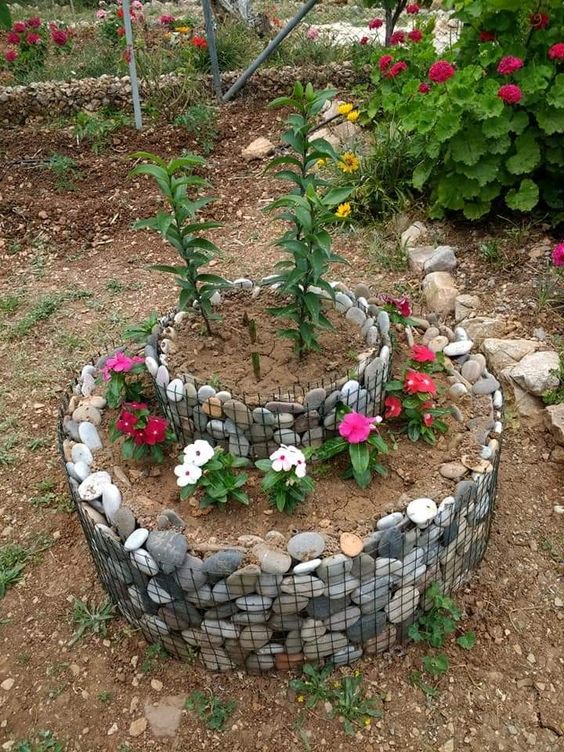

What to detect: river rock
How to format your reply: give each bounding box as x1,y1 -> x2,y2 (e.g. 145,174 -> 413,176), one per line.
406,498 -> 438,527
200,619 -> 240,640
124,528 -> 149,551
271,594 -> 309,615
236,595 -> 273,612
255,545 -> 292,575
385,586 -> 420,623
346,610 -> 387,643
303,632 -> 349,659
443,340 -> 474,358
323,606 -> 361,631
339,532 -> 363,557
281,575 -> 325,598
225,565 -> 261,596
287,532 -> 325,561
376,512 -> 404,530
377,527 -> 404,558
131,548 -> 160,576
175,554 -> 207,592
71,443 -> 93,466
146,531 -> 187,574
305,596 -> 349,620
78,421 -> 103,450
316,554 -> 352,582
239,626 -> 272,651
202,550 -> 243,581
102,483 -> 122,522
78,471 -> 112,501
301,618 -> 327,641
304,388 -> 326,411
473,375 -> 500,395
256,573 -> 282,597
166,379 -> 185,402
439,462 -> 468,481
223,399 -> 253,428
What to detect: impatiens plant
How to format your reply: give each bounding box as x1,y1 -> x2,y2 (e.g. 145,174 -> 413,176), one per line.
175,440 -> 249,508
101,352 -> 145,408
109,402 -> 174,463
265,82 -> 354,356
315,410 -> 388,488
130,152 -> 228,335
255,445 -> 314,513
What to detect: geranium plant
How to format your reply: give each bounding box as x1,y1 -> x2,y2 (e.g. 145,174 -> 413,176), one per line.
101,351 -> 145,408
255,445 -> 314,513
315,410 -> 388,488
109,402 -> 173,463
175,440 -> 249,508
265,82 -> 354,356
2,16 -> 72,80
130,152 -> 228,335
362,0 -> 421,47
96,0 -> 144,44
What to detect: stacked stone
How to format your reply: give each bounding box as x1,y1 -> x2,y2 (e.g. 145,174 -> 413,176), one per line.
145,279 -> 392,458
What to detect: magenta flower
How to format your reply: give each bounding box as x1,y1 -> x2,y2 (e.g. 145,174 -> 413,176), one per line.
497,56 -> 524,75
498,83 -> 522,104
307,26 -> 319,40
102,352 -> 144,381
552,242 -> 564,267
339,412 -> 380,444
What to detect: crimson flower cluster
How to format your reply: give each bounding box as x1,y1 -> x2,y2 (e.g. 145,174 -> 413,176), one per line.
115,403 -> 169,446
3,16 -> 71,64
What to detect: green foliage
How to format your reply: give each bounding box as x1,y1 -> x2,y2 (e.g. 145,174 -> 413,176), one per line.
255,450 -> 314,513
0,1 -> 11,30
365,0 -> 564,221
179,448 -> 250,509
123,312 -> 159,344
130,151 -> 227,334
542,351 -> 564,404
73,111 -> 130,154
15,731 -> 64,752
290,664 -> 381,736
0,536 -> 53,599
45,153 -> 81,191
185,690 -> 237,732
4,289 -> 92,340
174,105 -> 219,155
140,643 -> 169,673
70,598 -> 115,644
266,82 -> 354,356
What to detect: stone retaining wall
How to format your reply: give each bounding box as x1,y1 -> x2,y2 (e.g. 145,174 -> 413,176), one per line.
0,62 -> 361,124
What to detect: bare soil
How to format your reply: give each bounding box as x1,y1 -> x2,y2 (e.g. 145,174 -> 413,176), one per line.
0,96 -> 562,752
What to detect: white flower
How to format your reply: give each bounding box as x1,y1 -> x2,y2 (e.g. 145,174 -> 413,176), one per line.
269,444 -> 298,472
286,445 -> 306,464
373,415 -> 383,424
174,462 -> 202,487
183,439 -> 214,467
294,457 -> 307,479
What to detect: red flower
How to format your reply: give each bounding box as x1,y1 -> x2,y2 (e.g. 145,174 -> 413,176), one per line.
479,30 -> 496,42
530,12 -> 549,30
498,83 -> 522,104
418,82 -> 430,93
368,18 -> 383,29
379,293 -> 412,318
116,410 -> 138,437
143,416 -> 169,445
360,36 -> 369,45
51,28 -> 68,46
124,401 -> 148,411
386,61 -> 408,77
404,370 -> 437,395
379,54 -> 393,72
192,35 -> 207,48
497,55 -> 524,75
117,7 -> 124,18
159,14 -> 175,25
422,413 -> 434,427
133,429 -> 146,446
548,43 -> 564,61
26,32 -> 41,45
408,29 -> 423,42
123,46 -> 132,64
4,49 -> 18,62
26,16 -> 41,28
429,60 -> 455,83
117,26 -> 126,37
390,30 -> 405,45
410,344 -> 436,363
12,21 -> 26,33
6,31 -> 20,44
384,395 -> 402,419
406,3 -> 420,13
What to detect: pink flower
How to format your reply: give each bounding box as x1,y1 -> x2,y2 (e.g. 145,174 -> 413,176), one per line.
102,352 -> 144,380
548,43 -> 564,61
408,29 -> 423,42
159,14 -> 175,25
552,242 -> 564,267
379,54 -> 393,72
339,412 -> 379,444
26,16 -> 41,28
51,28 -> 68,46
96,9 -> 108,19
429,60 -> 455,83
359,36 -> 369,45
26,32 -> 41,45
422,413 -> 434,427
384,396 -> 402,419
379,293 -> 412,317
418,82 -> 430,93
307,26 -> 319,40
368,18 -> 383,29
131,0 -> 144,8
386,60 -> 408,77
4,49 -> 18,62
12,21 -> 26,33
390,30 -> 405,45
498,83 -> 522,104
404,370 -> 437,395
143,416 -> 168,445
410,344 -> 436,363
497,56 -> 524,75
530,12 -> 549,30
6,31 -> 20,44
479,30 -> 496,42
406,3 -> 420,13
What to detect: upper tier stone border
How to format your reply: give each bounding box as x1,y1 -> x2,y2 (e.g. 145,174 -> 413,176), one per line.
0,62 -> 362,124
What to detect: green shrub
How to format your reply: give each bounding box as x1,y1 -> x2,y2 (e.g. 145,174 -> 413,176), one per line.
365,0 -> 564,221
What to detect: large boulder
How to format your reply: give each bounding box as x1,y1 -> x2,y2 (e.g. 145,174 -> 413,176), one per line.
544,404 -> 564,446
510,351 -> 560,396
422,272 -> 458,315
461,317 -> 506,343
481,338 -> 540,373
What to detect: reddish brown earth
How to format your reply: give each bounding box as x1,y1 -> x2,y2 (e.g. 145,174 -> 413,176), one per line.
0,97 -> 562,751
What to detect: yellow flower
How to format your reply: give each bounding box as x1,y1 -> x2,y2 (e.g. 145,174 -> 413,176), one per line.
176,25 -> 191,33
332,681 -> 341,688
317,158 -> 327,168
297,695 -> 305,703
338,151 -> 360,173
336,202 -> 352,218
337,102 -> 354,115
364,717 -> 372,727
347,110 -> 360,123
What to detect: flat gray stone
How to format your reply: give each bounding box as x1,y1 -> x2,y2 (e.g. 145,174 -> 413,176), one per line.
146,531 -> 188,575
223,399 -> 253,428
287,532 -> 325,562
202,550 -> 244,582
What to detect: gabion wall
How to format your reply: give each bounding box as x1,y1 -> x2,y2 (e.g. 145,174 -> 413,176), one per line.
59,302 -> 504,673
146,279 -> 392,458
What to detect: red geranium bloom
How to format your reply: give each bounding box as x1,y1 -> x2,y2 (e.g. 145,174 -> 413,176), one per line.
497,56 -> 524,75
116,410 -> 138,437
192,35 -> 208,48
51,29 -> 68,46
360,36 -> 369,45
410,344 -> 436,363
386,60 -> 408,77
406,3 -> 420,13
384,395 -> 402,419
26,16 -> 41,28
4,49 -> 18,62
117,26 -> 126,37
12,21 -> 26,33
498,83 -> 522,104
379,54 -> 393,72
418,82 -> 430,93
143,416 -> 169,445
530,12 -> 549,30
26,32 -> 41,45
479,30 -> 496,42
548,43 -> 564,61
368,18 -> 383,29
422,413 -> 434,427
390,30 -> 405,45
408,29 -> 423,42
6,31 -> 20,44
429,60 -> 455,83
404,370 -> 437,395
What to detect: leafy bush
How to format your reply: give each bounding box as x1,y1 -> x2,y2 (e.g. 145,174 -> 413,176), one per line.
365,0 -> 564,220
174,104 -> 219,154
